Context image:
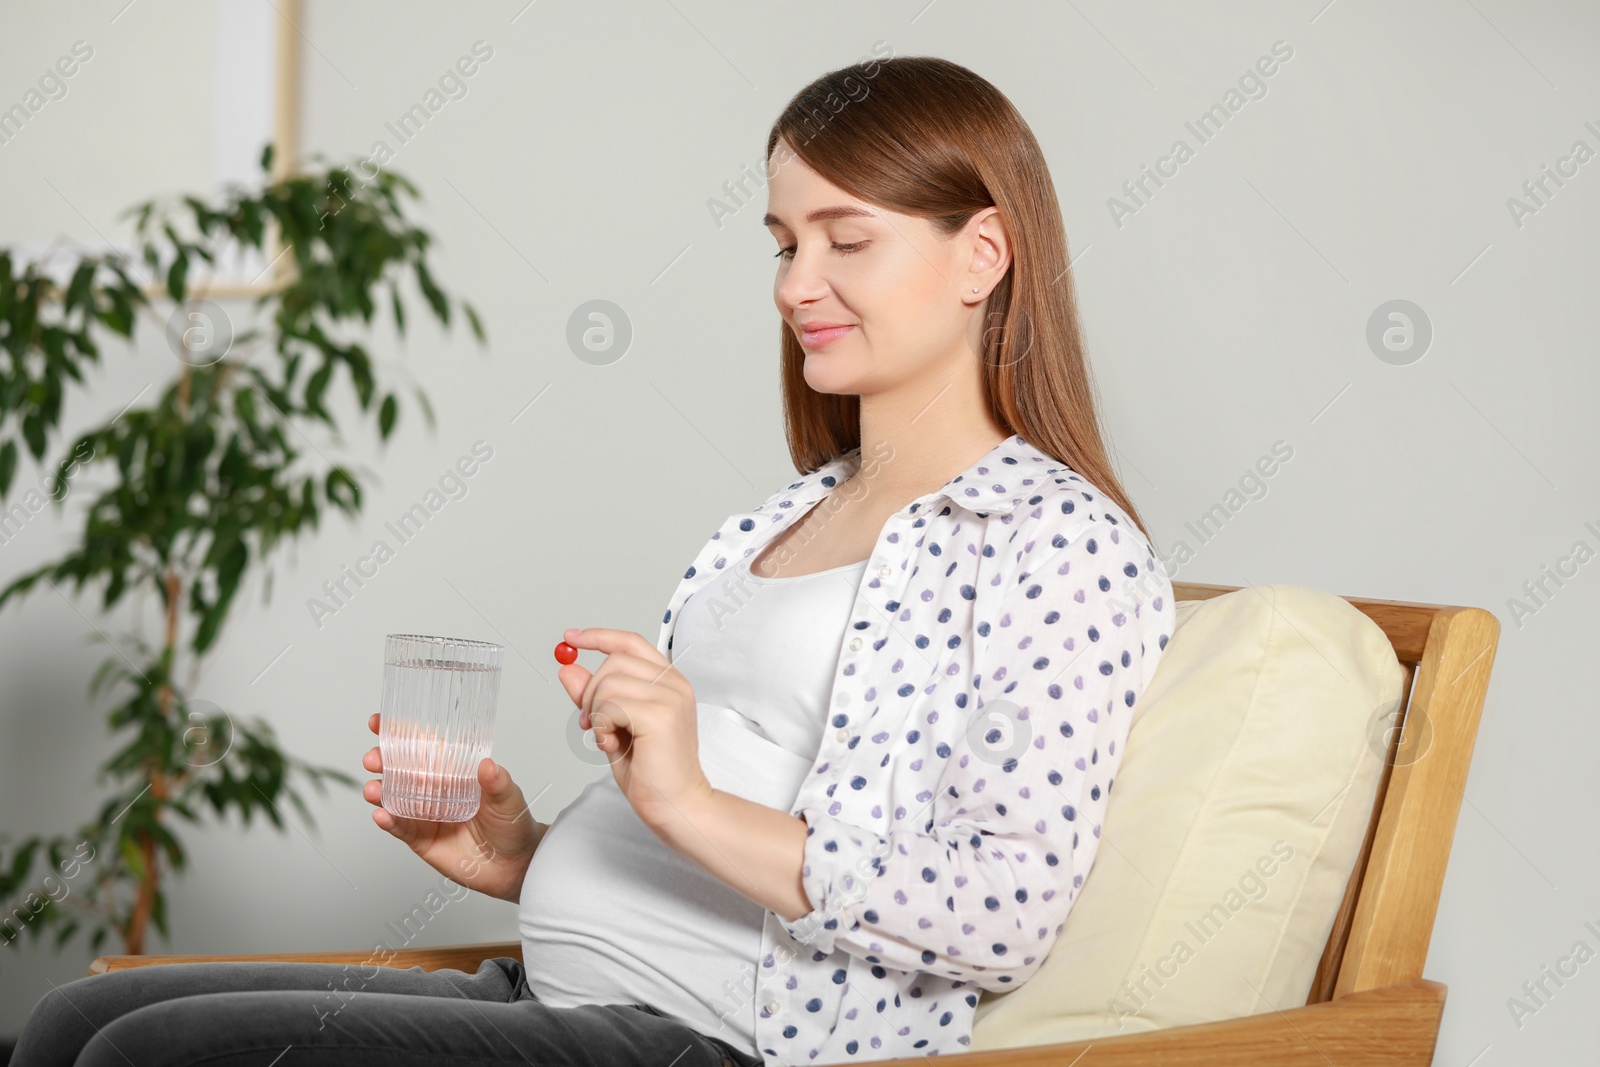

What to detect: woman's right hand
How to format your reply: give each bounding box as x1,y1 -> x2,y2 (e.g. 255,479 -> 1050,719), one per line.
363,712 -> 543,903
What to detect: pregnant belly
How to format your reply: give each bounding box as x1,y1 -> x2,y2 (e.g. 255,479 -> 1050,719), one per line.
515,702 -> 818,1012
515,768 -> 766,1049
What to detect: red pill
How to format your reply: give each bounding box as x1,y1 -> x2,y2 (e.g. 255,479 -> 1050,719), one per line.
554,641 -> 578,665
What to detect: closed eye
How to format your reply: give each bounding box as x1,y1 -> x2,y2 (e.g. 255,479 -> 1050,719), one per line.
773,242 -> 867,260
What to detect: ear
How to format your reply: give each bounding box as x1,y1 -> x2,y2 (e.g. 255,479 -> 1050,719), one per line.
964,206 -> 1012,298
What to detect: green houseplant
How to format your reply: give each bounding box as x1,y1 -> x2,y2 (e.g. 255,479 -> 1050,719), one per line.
0,145 -> 486,959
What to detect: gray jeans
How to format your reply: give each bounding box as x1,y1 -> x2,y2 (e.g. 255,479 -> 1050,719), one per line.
12,956 -> 765,1067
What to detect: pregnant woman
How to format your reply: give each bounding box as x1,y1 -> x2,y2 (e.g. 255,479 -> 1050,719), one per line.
14,54 -> 1173,1067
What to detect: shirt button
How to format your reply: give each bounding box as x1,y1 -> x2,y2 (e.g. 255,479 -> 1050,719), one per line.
849,636 -> 863,652
835,727 -> 849,742
765,999 -> 781,1015
876,563 -> 893,579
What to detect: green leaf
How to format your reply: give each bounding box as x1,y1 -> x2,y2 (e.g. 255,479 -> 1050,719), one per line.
463,301 -> 486,345
89,654 -> 129,699
119,835 -> 145,881
324,467 -> 360,513
65,262 -> 95,315
167,251 -> 190,304
414,261 -> 449,325
304,361 -> 333,421
99,287 -> 134,336
22,413 -> 46,461
389,283 -> 405,336
240,198 -> 265,248
414,387 -> 435,432
286,786 -> 313,825
234,384 -> 258,425
183,196 -> 214,237
260,142 -> 274,173
345,344 -> 375,409
214,539 -> 248,614
377,394 -> 397,441
8,838 -> 38,886
194,602 -> 225,653
0,439 -> 15,497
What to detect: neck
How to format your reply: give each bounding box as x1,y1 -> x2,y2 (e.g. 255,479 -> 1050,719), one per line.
851,371 -> 1009,505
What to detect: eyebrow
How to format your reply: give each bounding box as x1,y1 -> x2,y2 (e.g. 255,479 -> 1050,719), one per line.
762,205 -> 878,228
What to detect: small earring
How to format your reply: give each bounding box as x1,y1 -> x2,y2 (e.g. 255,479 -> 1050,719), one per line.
971,287 -> 979,293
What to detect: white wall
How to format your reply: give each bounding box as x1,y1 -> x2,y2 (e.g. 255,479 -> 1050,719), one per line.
2,1 -> 1596,1061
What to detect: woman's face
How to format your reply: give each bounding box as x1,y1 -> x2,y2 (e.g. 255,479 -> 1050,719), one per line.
764,138 -> 999,398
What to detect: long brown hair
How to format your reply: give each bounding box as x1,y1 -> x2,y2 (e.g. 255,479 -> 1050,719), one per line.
766,54 -> 1153,543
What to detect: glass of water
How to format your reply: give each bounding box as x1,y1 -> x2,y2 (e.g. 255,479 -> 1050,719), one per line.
379,634 -> 504,822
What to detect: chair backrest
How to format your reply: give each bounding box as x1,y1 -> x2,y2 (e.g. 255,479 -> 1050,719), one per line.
1172,582 -> 1498,1003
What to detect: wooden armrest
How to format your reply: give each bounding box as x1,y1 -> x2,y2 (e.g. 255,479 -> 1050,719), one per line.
896,979 -> 1445,1067
89,940 -> 523,976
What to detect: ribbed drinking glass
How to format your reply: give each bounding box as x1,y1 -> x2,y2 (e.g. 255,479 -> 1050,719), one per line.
379,634 -> 504,822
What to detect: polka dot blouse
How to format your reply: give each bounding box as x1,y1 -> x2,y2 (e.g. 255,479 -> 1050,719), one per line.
654,433 -> 1175,1065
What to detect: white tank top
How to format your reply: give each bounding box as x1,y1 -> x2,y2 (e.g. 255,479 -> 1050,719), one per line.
518,553 -> 869,1058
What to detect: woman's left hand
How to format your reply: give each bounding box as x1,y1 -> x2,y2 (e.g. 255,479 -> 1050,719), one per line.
557,627 -> 715,834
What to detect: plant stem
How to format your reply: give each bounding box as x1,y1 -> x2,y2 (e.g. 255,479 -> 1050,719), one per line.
125,362 -> 193,956
125,566 -> 181,956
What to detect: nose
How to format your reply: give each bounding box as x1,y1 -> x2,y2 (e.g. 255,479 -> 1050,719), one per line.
774,247 -> 830,314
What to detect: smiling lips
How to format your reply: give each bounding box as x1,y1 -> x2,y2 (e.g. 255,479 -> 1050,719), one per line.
798,323 -> 855,348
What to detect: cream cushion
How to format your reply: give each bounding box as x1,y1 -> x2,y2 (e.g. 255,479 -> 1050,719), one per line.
971,583 -> 1407,1048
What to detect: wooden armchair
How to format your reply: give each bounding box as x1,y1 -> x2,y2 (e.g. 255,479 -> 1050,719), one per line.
89,581 -> 1499,1067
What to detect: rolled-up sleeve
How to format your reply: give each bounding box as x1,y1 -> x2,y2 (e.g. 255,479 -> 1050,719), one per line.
777,519 -> 1172,992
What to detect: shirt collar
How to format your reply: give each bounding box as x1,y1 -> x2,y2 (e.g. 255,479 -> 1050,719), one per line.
763,433 -> 1067,519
